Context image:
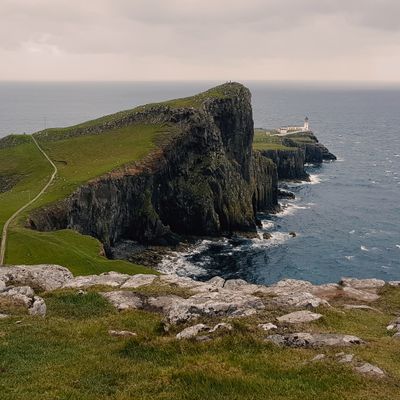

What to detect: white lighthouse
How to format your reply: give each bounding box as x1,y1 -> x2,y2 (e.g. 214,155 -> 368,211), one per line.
303,117 -> 309,131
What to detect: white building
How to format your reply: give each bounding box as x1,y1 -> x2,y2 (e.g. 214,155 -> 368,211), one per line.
278,117 -> 309,134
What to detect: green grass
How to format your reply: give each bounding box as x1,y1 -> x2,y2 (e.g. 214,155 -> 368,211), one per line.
0,288 -> 399,399
5,228 -> 154,275
0,123 -> 176,274
253,130 -> 294,151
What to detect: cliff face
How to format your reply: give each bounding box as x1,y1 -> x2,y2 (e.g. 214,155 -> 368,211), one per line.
29,83 -> 278,251
258,148 -> 307,180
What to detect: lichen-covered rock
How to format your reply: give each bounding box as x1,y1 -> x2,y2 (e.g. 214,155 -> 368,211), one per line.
0,286 -> 35,307
258,323 -> 277,331
108,330 -> 137,337
176,324 -> 210,340
166,291 -> 265,324
120,274 -> 157,289
355,363 -> 385,377
29,296 -> 47,317
340,278 -> 385,290
266,333 -> 365,348
100,291 -> 142,311
0,265 -> 73,291
209,322 -> 233,333
341,287 -> 380,302
63,272 -> 130,289
276,310 -> 323,324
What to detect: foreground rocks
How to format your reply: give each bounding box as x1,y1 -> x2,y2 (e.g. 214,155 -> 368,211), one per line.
267,333 -> 365,348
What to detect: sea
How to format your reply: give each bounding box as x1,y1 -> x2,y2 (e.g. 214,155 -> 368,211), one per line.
0,81 -> 399,284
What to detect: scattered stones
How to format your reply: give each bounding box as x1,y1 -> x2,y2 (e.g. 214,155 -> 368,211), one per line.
108,330 -> 137,337
100,291 -> 142,311
209,322 -> 233,333
63,272 -> 130,289
120,274 -> 157,289
176,324 -> 210,340
277,310 -> 323,324
266,333 -> 365,348
355,363 -> 385,378
258,323 -> 278,331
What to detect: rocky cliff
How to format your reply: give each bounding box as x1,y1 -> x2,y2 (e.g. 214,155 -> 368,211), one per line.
258,148 -> 308,180
29,83 -> 278,252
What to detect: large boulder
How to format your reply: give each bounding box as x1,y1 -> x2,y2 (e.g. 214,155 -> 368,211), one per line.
276,310 -> 323,324
0,265 -> 73,291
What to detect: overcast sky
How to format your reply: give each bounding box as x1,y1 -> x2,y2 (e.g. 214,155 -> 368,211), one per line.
1,0 -> 400,81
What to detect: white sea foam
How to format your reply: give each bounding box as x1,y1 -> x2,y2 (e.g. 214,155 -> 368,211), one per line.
361,245 -> 369,252
349,230 -> 355,234
396,245 -> 400,249
345,255 -> 355,260
278,203 -> 311,217
252,231 -> 291,249
261,220 -> 274,230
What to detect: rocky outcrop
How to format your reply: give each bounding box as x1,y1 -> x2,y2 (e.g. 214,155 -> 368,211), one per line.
29,83 -> 278,252
267,333 -> 365,348
258,147 -> 308,180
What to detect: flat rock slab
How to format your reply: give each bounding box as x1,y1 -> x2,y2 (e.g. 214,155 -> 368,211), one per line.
64,272 -> 130,289
277,310 -> 323,324
266,333 -> 365,348
166,291 -> 265,324
101,291 -> 142,311
355,363 -> 385,377
258,323 -> 278,331
340,278 -> 385,290
341,287 -> 380,302
0,265 -> 73,291
120,274 -> 157,289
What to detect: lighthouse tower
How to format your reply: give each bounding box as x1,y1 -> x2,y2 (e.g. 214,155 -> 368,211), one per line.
303,117 -> 309,131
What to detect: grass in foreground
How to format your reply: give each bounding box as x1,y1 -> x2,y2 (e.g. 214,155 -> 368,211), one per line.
4,228 -> 154,275
0,287 -> 399,399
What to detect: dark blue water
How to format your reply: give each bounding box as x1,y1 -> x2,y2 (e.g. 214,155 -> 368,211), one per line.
1,82 -> 399,284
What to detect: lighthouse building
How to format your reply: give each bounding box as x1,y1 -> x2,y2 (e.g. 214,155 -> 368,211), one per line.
278,117 -> 310,134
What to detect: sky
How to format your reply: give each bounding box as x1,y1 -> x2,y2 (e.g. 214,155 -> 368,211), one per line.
1,0 -> 400,82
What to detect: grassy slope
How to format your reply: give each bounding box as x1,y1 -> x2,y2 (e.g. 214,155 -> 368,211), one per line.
0,286 -> 399,399
0,83 -> 239,274
0,124 -> 173,275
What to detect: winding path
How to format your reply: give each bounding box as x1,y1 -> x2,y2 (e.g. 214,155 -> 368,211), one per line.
0,135 -> 58,265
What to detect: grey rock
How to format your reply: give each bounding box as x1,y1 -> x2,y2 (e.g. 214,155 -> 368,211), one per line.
341,287 -> 380,302
166,291 -> 265,324
388,281 -> 400,287
176,324 -> 210,340
206,276 -> 225,288
337,353 -> 354,363
266,333 -> 365,348
196,335 -> 212,342
0,265 -> 73,291
101,291 -> 143,311
209,322 -> 233,333
0,280 -> 6,293
0,313 -> 9,319
276,310 -> 323,324
63,272 -> 130,289
355,363 -> 385,377
147,295 -> 185,311
108,330 -> 137,337
258,323 -> 278,331
273,291 -> 329,308
120,274 -> 157,289
1,286 -> 35,307
29,296 -> 47,317
340,278 -> 385,290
